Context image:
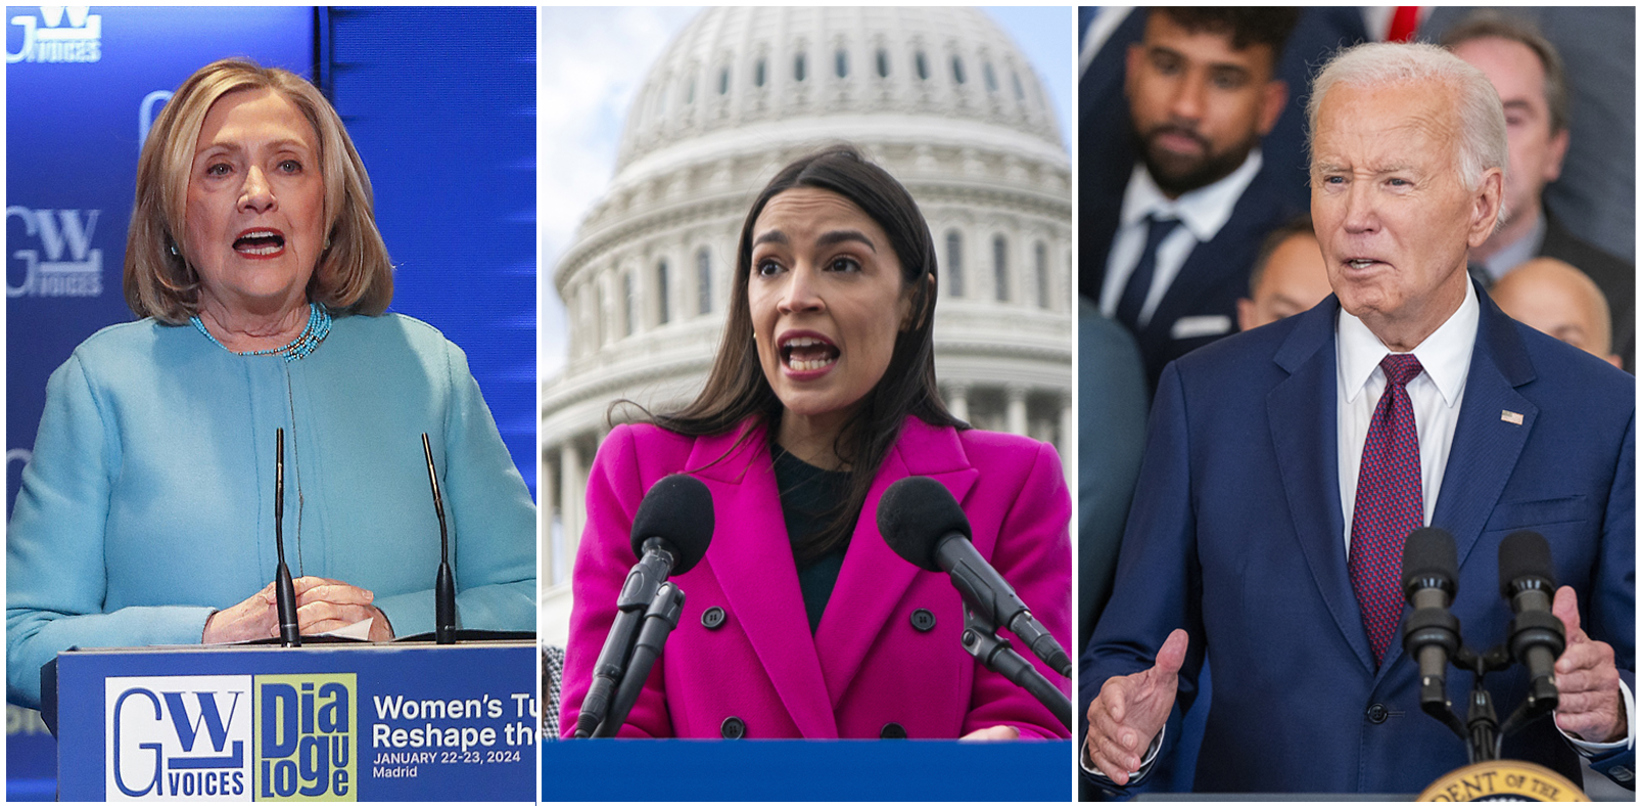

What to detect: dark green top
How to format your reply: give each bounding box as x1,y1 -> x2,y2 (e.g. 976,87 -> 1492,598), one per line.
772,445 -> 852,633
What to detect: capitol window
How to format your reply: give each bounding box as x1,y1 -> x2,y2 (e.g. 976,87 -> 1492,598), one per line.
755,58 -> 766,88
623,271 -> 637,336
952,55 -> 966,85
1034,241 -> 1049,309
835,49 -> 848,78
1012,70 -> 1025,100
719,67 -> 729,95
876,49 -> 889,78
573,287 -> 586,356
945,230 -> 965,298
656,259 -> 671,325
984,62 -> 997,92
794,52 -> 806,82
992,234 -> 1009,302
696,248 -> 713,315
915,51 -> 929,80
596,282 -> 608,345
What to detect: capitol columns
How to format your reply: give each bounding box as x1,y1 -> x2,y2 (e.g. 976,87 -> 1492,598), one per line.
540,456 -> 556,584
1058,389 -> 1073,481
1005,383 -> 1029,436
559,440 -> 583,561
945,381 -> 971,423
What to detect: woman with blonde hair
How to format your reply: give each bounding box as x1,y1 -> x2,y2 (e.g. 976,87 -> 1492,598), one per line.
6,59 -> 535,709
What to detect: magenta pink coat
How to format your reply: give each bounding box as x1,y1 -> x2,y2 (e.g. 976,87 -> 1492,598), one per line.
559,417 -> 1072,739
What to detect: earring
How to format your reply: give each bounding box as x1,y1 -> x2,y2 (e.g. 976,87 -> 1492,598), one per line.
168,242 -> 179,257
324,236 -> 332,250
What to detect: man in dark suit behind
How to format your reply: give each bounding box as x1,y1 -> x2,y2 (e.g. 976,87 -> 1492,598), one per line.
1442,11 -> 1635,371
1081,8 -> 1302,392
1080,41 -> 1634,795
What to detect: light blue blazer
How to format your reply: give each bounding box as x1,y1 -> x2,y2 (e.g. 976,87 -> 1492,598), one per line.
7,313 -> 536,709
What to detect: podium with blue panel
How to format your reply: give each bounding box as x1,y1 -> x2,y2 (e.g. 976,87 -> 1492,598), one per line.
50,641 -> 536,802
541,738 -> 1073,801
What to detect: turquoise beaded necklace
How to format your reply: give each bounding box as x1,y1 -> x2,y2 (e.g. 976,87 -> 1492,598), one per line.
191,302 -> 331,362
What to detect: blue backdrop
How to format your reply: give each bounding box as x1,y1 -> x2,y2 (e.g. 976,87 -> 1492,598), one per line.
322,7 -> 537,490
6,6 -> 536,799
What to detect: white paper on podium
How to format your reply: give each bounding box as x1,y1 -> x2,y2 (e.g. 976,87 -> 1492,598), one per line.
319,617 -> 375,641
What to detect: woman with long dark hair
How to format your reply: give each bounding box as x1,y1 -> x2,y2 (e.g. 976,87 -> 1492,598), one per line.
559,145 -> 1070,739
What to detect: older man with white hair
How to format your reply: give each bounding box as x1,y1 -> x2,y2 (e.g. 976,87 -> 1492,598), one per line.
1079,41 -> 1634,795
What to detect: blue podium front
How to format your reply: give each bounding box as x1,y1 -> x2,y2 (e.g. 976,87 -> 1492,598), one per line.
54,641 -> 536,801
541,739 -> 1073,801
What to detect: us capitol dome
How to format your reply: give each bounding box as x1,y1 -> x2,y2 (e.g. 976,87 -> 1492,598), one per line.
540,6 -> 1071,641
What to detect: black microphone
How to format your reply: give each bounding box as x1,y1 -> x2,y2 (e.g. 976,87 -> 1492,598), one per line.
574,474 -> 713,738
877,476 -> 1072,678
273,428 -> 300,647
597,581 -> 685,737
1401,527 -> 1459,711
422,433 -> 457,645
1498,531 -> 1564,711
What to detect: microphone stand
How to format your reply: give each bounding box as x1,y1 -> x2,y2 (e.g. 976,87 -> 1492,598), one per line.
273,428 -> 301,647
1420,641 -> 1558,764
574,538 -> 679,738
421,433 -> 457,644
959,602 -> 1072,730
594,581 -> 685,737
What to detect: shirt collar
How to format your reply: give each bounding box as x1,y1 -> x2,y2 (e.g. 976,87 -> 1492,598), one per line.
1337,278 -> 1479,407
1121,148 -> 1264,243
1483,213 -> 1548,280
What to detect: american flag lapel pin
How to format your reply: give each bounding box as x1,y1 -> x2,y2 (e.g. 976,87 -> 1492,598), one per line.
1501,410 -> 1525,425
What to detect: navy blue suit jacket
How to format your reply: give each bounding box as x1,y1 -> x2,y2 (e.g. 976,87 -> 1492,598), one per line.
1081,166 -> 1301,394
1080,286 -> 1635,794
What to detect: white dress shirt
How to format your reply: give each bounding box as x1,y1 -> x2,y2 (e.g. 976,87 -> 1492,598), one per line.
1336,279 -> 1478,546
1099,150 -> 1263,329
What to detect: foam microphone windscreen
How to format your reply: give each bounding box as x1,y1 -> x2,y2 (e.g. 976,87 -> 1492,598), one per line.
877,476 -> 971,572
629,474 -> 714,574
1402,527 -> 1458,593
1498,530 -> 1556,597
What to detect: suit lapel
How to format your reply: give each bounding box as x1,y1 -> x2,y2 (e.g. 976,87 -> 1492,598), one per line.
1430,290 -> 1537,588
1267,299 -> 1376,672
689,425 -> 837,738
1083,172 -> 1127,306
814,420 -> 979,708
1078,9 -> 1142,306
1140,171 -> 1292,348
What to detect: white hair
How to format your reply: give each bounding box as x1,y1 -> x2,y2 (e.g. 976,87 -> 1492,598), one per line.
1307,41 -> 1507,192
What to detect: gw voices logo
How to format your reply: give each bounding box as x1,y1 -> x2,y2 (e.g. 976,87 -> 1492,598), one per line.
107,675 -> 251,801
7,6 -> 101,64
105,673 -> 358,802
7,206 -> 104,298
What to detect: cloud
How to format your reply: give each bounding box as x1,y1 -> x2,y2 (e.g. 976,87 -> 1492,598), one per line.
538,7 -> 697,381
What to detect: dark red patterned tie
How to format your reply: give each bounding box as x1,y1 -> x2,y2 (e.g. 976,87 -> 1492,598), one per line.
1350,353 -> 1424,666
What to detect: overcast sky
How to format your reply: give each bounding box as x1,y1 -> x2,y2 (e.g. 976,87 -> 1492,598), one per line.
538,7 -> 1073,381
